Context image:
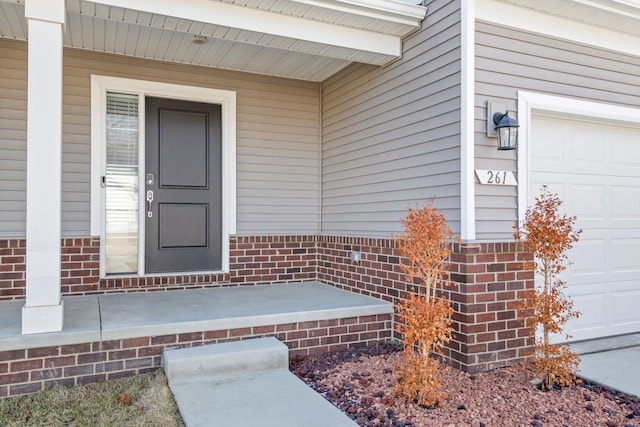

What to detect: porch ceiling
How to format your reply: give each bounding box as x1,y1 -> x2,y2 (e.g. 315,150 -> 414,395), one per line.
494,0 -> 640,37
0,0 -> 427,81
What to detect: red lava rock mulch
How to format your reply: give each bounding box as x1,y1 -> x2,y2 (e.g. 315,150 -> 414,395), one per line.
290,343 -> 640,427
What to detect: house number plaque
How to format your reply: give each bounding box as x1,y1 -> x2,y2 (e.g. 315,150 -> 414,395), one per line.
475,169 -> 517,186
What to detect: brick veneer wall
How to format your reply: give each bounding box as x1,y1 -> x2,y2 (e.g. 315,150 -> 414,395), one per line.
0,313 -> 391,397
317,236 -> 534,373
229,235 -> 318,285
0,236 -> 318,300
1,234 -> 534,375
317,236 -> 399,302
445,242 -> 535,372
0,239 -> 25,300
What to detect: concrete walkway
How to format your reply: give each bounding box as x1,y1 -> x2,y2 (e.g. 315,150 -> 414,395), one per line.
163,338 -> 356,426
574,333 -> 640,398
171,370 -> 357,427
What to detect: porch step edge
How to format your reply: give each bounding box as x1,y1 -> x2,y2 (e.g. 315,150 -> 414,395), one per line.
162,337 -> 288,385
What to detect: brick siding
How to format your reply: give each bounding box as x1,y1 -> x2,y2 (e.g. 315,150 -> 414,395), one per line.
61,238 -> 101,295
0,234 -> 534,380
316,236 -> 535,373
445,242 -> 535,372
318,235 -> 402,302
0,239 -> 25,300
1,236 -> 319,299
229,235 -> 318,285
0,313 -> 391,397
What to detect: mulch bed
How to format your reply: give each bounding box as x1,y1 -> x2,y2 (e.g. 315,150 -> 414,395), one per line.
291,343 -> 640,427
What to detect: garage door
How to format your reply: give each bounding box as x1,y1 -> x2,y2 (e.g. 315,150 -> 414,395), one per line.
530,114 -> 640,342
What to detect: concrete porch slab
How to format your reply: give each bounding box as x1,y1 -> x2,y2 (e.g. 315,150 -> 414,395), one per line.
98,281 -> 391,341
0,282 -> 392,352
0,296 -> 101,352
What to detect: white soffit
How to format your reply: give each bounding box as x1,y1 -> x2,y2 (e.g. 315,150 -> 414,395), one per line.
477,0 -> 640,56
0,0 -> 427,81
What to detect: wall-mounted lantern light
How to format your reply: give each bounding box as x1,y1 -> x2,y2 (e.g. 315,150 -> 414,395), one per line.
493,112 -> 519,150
486,100 -> 519,150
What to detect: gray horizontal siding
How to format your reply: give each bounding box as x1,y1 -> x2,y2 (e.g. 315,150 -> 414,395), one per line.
0,38 -> 321,237
0,40 -> 26,237
62,60 -> 92,236
321,0 -> 463,237
474,21 -> 640,240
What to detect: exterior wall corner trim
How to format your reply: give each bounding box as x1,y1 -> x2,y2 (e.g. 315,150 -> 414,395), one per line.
461,0 -> 476,241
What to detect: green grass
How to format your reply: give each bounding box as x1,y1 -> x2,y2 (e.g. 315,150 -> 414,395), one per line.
0,370 -> 184,426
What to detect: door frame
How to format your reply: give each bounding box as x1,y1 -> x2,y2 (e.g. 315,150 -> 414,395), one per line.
90,75 -> 236,277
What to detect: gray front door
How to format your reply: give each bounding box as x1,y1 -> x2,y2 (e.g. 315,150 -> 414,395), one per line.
145,97 -> 222,273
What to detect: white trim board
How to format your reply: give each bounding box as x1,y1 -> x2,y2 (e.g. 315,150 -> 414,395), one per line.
460,0 -> 476,241
476,0 -> 640,57
90,75 -> 237,276
89,0 -> 416,58
517,91 -> 640,221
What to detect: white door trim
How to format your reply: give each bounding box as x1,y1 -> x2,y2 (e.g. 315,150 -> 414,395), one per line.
517,91 -> 640,222
90,75 -> 237,276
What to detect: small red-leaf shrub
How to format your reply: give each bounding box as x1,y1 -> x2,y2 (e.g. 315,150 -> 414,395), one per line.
514,186 -> 582,390
392,202 -> 456,407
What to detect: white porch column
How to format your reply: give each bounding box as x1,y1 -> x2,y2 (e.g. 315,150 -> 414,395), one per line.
22,0 -> 66,334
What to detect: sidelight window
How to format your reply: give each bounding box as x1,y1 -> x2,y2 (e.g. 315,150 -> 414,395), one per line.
104,92 -> 139,274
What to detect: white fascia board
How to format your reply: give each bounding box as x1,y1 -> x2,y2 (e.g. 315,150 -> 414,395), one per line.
574,0 -> 640,18
91,0 -> 403,57
296,0 -> 427,26
476,0 -> 640,57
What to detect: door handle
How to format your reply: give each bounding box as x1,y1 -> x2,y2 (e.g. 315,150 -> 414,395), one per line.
146,190 -> 154,218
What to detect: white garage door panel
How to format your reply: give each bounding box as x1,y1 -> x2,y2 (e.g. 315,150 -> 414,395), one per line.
567,293 -> 606,335
613,290 -> 640,325
565,284 -> 640,339
568,239 -> 606,274
531,114 -> 640,341
613,239 -> 640,271
612,134 -> 640,168
612,186 -> 640,222
573,185 -> 606,219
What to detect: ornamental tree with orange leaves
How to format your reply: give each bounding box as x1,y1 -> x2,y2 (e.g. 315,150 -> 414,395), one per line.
514,186 -> 582,391
392,202 -> 456,407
